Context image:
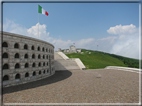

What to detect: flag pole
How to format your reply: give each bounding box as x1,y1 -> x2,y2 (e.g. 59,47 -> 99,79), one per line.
38,11 -> 39,37
38,5 -> 48,37
38,5 -> 39,37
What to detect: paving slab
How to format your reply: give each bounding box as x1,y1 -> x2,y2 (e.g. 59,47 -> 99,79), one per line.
2,69 -> 140,104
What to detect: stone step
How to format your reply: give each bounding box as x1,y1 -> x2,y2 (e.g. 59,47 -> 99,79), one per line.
54,52 -> 64,60
54,52 -> 80,71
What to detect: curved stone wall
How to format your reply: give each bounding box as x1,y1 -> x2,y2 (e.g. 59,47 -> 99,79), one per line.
2,32 -> 55,87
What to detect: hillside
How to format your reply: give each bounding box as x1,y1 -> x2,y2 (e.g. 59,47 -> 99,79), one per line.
66,49 -> 139,69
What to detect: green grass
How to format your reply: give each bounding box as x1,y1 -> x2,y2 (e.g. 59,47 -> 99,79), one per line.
66,49 -> 139,69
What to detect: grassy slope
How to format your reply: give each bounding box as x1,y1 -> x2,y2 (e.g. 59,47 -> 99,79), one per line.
108,54 -> 140,68
66,49 -> 127,69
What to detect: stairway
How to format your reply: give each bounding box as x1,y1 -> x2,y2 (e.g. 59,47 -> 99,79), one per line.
54,52 -> 80,71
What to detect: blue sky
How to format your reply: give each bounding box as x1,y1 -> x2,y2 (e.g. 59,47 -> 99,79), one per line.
2,2 -> 140,59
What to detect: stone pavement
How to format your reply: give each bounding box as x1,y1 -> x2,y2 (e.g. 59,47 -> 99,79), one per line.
2,69 -> 139,104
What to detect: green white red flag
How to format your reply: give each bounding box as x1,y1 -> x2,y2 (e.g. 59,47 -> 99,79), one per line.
38,5 -> 48,16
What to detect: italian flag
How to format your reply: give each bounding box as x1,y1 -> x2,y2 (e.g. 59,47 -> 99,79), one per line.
38,5 -> 48,16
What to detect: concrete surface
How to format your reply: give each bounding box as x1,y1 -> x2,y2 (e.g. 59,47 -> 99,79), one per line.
54,52 -> 86,71
105,66 -> 141,73
57,52 -> 69,60
54,52 -> 80,71
74,58 -> 86,70
3,69 -> 140,104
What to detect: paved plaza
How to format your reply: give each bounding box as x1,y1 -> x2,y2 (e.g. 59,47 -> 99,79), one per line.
3,69 -> 139,104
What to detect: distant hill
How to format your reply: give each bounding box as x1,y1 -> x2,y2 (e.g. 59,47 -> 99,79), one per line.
66,49 -> 140,69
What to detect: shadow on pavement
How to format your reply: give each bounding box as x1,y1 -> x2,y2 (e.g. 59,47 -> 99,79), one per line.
3,70 -> 72,94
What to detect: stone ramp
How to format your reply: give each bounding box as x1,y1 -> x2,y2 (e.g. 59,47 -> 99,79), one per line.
54,52 -> 64,60
54,52 -> 80,71
105,66 -> 140,73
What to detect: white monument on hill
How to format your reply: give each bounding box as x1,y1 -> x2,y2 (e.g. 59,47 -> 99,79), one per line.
70,45 -> 77,53
59,45 -> 81,53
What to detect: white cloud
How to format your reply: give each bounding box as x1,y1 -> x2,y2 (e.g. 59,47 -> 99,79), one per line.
95,36 -> 118,53
27,23 -> 49,38
52,39 -> 73,50
3,19 -> 95,51
107,24 -> 139,59
3,20 -> 140,59
107,24 -> 137,35
75,38 -> 95,48
3,19 -> 28,35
